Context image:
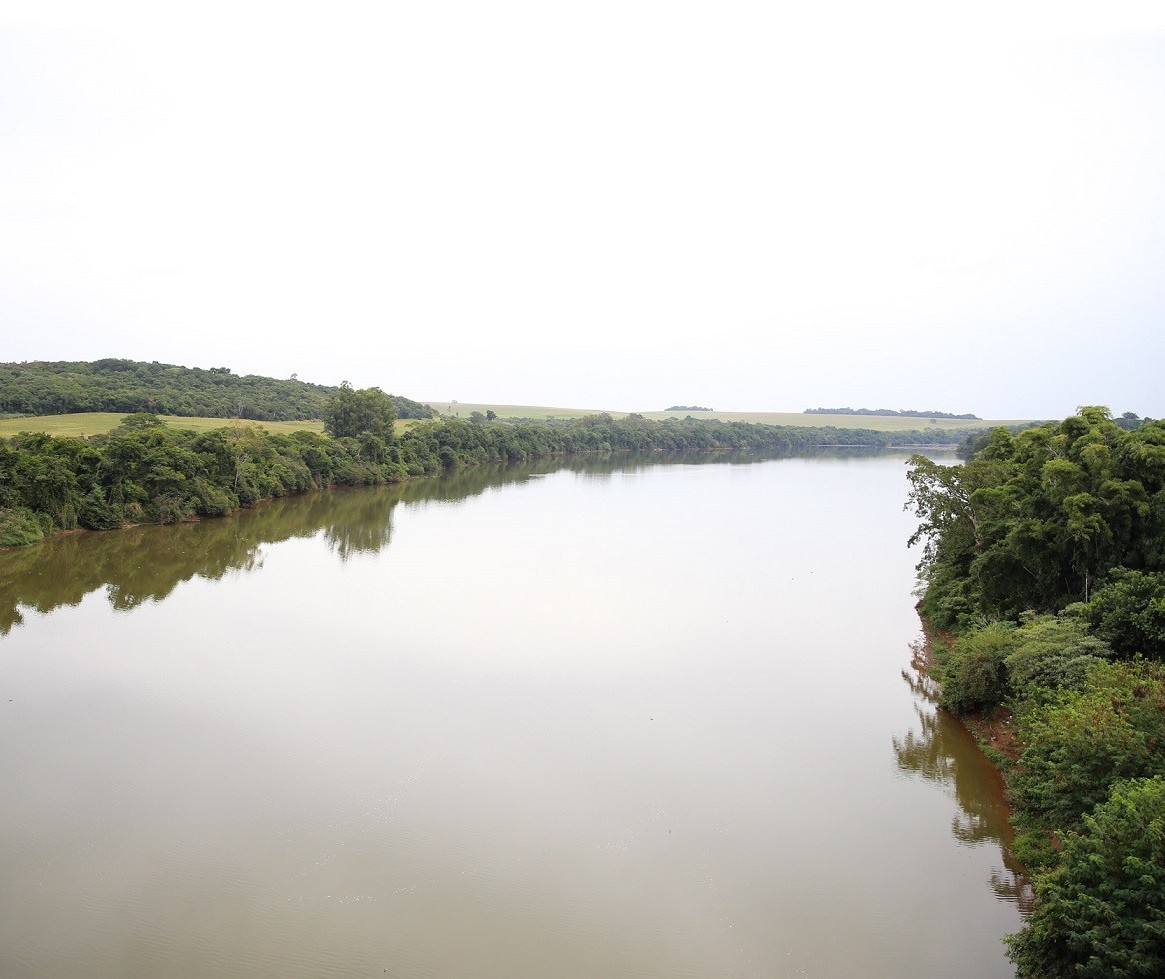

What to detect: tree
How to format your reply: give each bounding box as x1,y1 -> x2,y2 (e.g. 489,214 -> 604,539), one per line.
323,382 -> 396,440
935,621 -> 1016,714
1086,570 -> 1165,659
117,412 -> 165,430
1010,661 -> 1165,831
1006,776 -> 1165,978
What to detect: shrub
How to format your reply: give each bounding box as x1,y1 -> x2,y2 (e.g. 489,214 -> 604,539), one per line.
1086,569 -> 1165,659
0,507 -> 45,547
78,489 -> 124,530
935,621 -> 1015,714
1006,776 -> 1165,978
1005,613 -> 1115,701
1010,661 -> 1165,831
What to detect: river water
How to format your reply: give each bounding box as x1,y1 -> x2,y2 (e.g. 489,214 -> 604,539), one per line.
0,452 -> 1026,977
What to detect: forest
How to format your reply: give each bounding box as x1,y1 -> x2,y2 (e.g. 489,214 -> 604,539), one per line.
906,407 -> 1165,977
0,359 -> 435,421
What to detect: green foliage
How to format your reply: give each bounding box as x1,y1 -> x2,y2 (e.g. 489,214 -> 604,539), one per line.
908,406 -> 1165,967
117,411 -> 166,430
805,406 -> 980,419
935,613 -> 1116,718
934,622 -> 1016,714
1011,827 -> 1061,874
0,507 -> 46,547
0,424 -> 410,539
1010,660 -> 1165,832
77,488 -> 124,530
1006,776 -> 1165,978
1004,612 -> 1114,701
323,382 -> 396,440
1086,569 -> 1165,659
909,410 -> 1165,625
0,359 -> 436,422
2,408 -> 986,548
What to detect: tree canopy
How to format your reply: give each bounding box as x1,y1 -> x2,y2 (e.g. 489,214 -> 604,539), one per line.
907,407 -> 1165,629
1005,776 -> 1165,978
323,383 -> 396,440
0,359 -> 435,421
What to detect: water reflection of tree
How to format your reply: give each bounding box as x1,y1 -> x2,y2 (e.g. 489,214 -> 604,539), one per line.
322,488 -> 397,560
894,638 -> 1034,913
0,452 -> 755,632
1,449 -> 922,635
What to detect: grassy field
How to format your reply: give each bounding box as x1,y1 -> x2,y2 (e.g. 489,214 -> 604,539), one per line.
426,402 -> 1036,431
425,401 -> 609,421
0,413 -> 328,438
1,408 -> 1037,440
639,410 -> 1038,430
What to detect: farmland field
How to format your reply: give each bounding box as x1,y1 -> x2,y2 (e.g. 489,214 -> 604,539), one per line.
0,414 -> 327,438
0,408 -> 1038,440
639,410 -> 1038,430
425,401 -> 609,421
426,402 -> 1036,432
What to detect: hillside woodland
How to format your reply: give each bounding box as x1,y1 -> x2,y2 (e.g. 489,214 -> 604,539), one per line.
0,359 -> 435,421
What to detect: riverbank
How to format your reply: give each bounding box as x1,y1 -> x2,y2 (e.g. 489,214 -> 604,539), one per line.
905,412 -> 1165,976
1,414 -> 969,548
915,624 -> 1022,767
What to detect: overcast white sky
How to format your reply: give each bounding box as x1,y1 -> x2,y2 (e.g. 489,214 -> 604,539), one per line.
2,1 -> 1163,418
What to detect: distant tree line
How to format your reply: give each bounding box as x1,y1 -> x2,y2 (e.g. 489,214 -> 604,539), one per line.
906,407 -> 1165,977
1,401 -> 974,547
0,359 -> 435,421
665,405 -> 713,412
806,406 -> 980,419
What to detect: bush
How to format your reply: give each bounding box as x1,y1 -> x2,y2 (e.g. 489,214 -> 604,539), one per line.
78,489 -> 124,530
1005,613 -> 1115,701
150,494 -> 190,524
0,507 -> 45,547
917,562 -> 980,630
189,477 -> 237,517
1006,776 -> 1165,978
935,621 -> 1015,714
1086,569 -> 1165,659
1010,661 -> 1165,831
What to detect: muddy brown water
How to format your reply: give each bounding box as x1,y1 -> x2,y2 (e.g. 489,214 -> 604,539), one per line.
0,452 -> 1025,977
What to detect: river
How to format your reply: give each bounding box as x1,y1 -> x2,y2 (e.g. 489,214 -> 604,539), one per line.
0,452 -> 1026,977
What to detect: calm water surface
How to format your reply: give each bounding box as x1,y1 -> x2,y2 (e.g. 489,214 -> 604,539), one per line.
0,453 -> 1025,977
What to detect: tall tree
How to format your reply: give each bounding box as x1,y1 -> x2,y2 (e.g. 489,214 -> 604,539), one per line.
323,382 -> 396,440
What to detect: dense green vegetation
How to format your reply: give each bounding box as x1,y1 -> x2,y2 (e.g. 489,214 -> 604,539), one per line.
0,359 -> 435,421
322,382 -> 397,440
1,451 -> 779,636
908,407 -> 1165,628
1005,776 -> 1165,977
906,407 -> 1165,977
1,402 -> 968,549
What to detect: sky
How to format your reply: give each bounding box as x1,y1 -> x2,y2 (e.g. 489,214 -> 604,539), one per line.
1,1 -> 1163,419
